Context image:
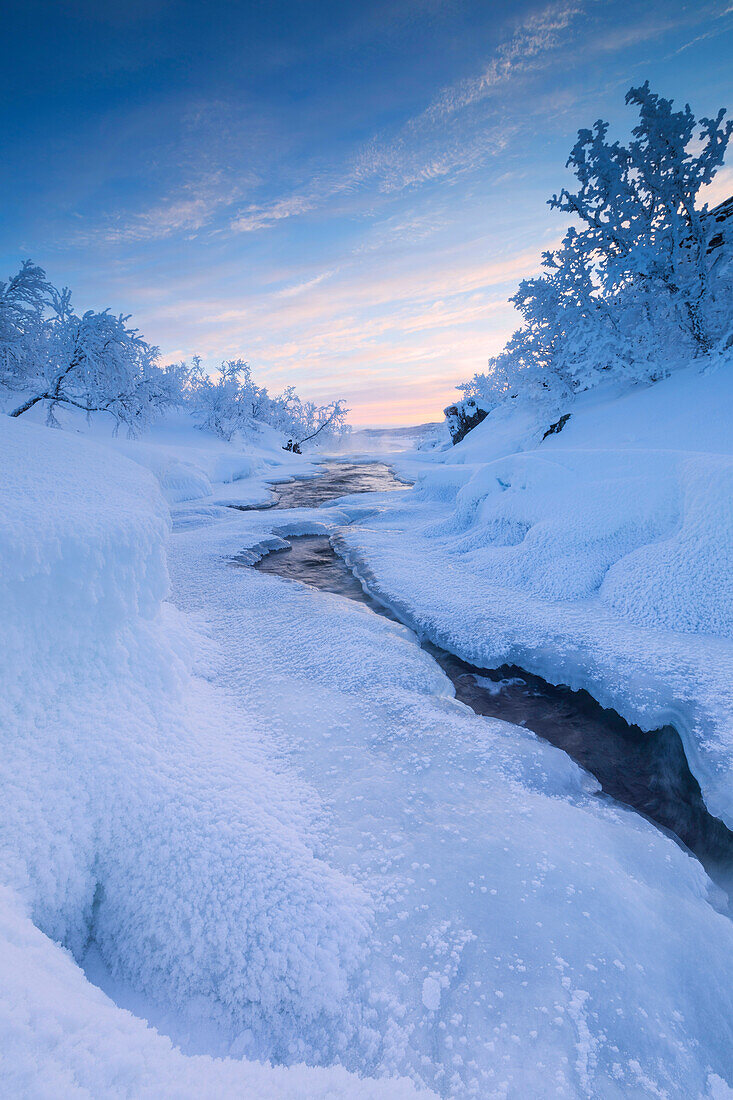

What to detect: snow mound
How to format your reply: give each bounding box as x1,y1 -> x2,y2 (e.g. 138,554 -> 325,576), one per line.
443,447 -> 733,636
336,360 -> 733,825
0,416 -> 424,1096
0,885 -> 427,1100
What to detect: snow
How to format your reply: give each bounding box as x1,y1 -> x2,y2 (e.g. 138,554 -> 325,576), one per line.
421,978 -> 441,1012
0,884 -> 425,1100
109,410 -> 318,508
0,415 -> 427,1099
161,475 -> 733,1097
3,365 -> 733,1097
335,359 -> 733,828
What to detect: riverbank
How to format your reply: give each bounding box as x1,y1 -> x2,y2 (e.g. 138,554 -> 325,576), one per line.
334,360 -> 733,837
162,451 -> 733,1096
254,527 -> 733,885
3,389 -> 733,1097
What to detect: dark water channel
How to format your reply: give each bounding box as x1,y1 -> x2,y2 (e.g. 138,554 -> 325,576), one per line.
233,460 -> 408,511
248,462 -> 733,887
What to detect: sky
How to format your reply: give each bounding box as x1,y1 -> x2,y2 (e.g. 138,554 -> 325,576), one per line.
2,0 -> 732,425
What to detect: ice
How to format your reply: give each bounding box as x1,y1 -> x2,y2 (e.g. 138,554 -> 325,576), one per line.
3,373 -> 733,1097
471,675 -> 527,695
335,359 -> 733,828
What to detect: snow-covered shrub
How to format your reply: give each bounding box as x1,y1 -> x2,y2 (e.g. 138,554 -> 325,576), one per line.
185,356 -> 349,446
1,267 -> 183,432
452,82 -> 733,430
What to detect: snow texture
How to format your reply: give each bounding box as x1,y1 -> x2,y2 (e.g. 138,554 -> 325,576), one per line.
0,415 -> 427,1098
337,360 -> 733,829
3,367 -> 733,1098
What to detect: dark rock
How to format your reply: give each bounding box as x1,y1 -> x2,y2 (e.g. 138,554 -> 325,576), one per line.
542,412 -> 571,440
443,399 -> 490,445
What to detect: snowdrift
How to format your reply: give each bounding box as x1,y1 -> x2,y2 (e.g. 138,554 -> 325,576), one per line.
0,415 -> 424,1098
165,462 -> 733,1098
337,360 -> 733,826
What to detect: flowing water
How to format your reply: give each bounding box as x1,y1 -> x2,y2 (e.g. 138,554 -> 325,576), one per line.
232,460 -> 407,510
247,461 -> 733,885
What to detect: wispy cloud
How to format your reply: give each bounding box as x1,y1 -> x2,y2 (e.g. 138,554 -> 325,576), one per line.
275,269 -> 336,298
65,1 -> 589,248
230,194 -> 316,233
349,2 -> 585,195
72,172 -> 244,244
671,12 -> 733,56
427,1 -> 584,119
114,232 -> 542,425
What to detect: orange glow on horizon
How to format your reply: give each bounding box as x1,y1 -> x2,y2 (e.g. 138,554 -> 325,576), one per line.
344,379 -> 461,428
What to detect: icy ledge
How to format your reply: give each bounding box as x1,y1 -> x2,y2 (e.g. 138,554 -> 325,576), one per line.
333,509 -> 733,832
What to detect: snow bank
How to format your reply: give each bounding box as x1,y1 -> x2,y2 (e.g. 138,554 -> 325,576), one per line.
0,399 -> 316,507
445,447 -> 733,635
108,414 -> 310,508
0,885 -> 424,1100
336,360 -> 733,825
110,413 -> 304,506
0,415 -> 425,1097
165,487 -> 733,1098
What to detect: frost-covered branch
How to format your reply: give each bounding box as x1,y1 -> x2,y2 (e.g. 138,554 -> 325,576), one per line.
2,265 -> 181,432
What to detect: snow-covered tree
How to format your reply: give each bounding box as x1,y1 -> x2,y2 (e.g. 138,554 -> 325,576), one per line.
549,81 -> 732,355
185,358 -> 349,445
452,81 -> 732,435
187,359 -> 262,441
511,226 -> 632,393
2,263 -> 182,431
296,398 -> 350,444
0,261 -> 50,391
1,263 -> 347,442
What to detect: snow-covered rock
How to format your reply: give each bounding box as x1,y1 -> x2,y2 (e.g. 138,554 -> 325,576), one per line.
443,397 -> 491,444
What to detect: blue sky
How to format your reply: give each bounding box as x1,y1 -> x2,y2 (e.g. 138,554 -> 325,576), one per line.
2,0 -> 732,424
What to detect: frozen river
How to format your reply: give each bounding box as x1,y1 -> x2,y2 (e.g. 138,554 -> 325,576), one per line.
252,461 -> 733,883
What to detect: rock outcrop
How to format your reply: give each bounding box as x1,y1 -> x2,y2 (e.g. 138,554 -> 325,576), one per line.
443,398 -> 490,445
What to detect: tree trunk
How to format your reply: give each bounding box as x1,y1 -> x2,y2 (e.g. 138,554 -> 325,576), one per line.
296,409 -> 339,446
9,392 -> 47,417
686,300 -> 711,356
